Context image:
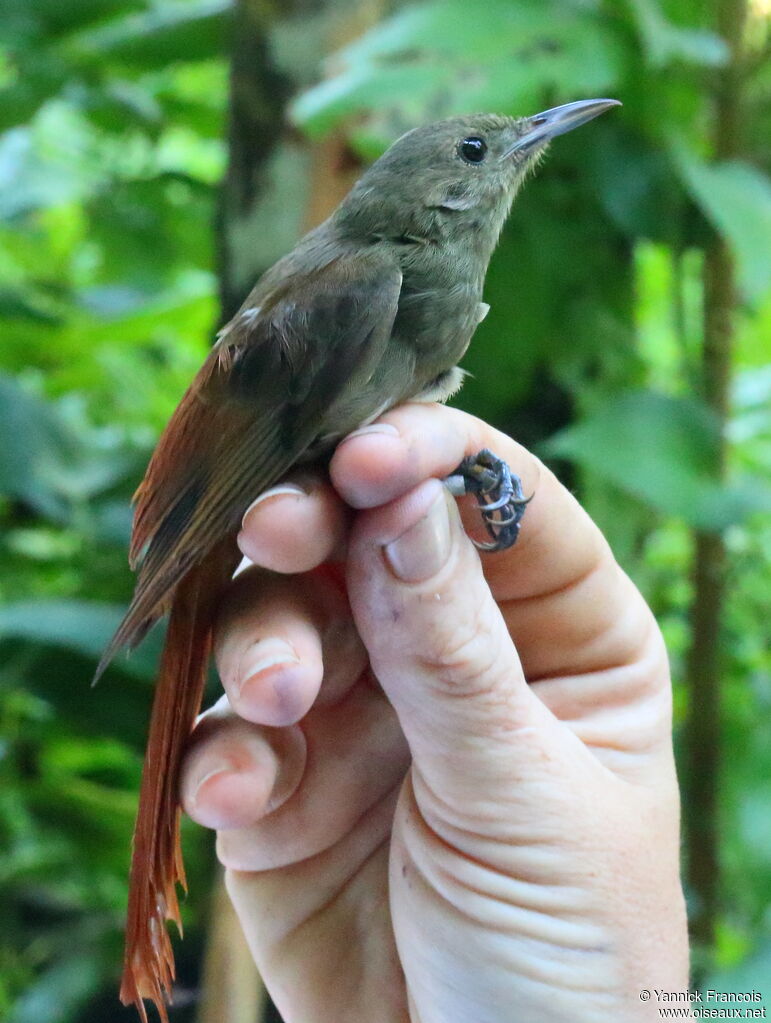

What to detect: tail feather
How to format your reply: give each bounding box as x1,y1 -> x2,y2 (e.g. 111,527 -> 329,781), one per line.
118,544 -> 237,1023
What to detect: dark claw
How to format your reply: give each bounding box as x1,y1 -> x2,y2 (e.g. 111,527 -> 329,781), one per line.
446,448 -> 532,552
483,504 -> 527,528
481,491 -> 513,512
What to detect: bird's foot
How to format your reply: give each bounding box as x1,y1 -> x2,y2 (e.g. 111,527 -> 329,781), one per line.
444,448 -> 531,552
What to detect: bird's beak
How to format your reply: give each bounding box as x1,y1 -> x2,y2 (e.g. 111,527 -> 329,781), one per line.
501,98 -> 621,159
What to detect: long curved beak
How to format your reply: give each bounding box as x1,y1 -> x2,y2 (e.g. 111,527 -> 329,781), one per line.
502,98 -> 621,158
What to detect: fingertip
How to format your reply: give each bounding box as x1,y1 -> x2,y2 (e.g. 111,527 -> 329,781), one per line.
235,646 -> 322,726
345,473 -> 542,716
214,570 -> 325,719
335,403 -> 603,605
181,718 -> 307,831
353,476 -> 449,548
331,405 -> 541,525
330,424 -> 409,508
181,724 -> 278,830
238,476 -> 347,573
186,760 -> 275,831
222,630 -> 324,727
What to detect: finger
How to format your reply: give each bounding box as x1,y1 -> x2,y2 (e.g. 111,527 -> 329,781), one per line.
181,696 -> 306,832
332,403 -> 656,683
346,478 -> 572,815
344,411 -> 672,778
214,565 -> 367,727
330,402 -> 601,600
225,787 -> 398,967
238,471 -> 349,573
214,681 -> 408,871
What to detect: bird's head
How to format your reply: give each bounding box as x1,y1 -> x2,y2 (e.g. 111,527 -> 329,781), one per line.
336,99 -> 620,248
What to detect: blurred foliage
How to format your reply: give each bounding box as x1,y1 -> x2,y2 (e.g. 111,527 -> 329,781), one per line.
0,2 -> 227,1020
0,0 -> 769,1020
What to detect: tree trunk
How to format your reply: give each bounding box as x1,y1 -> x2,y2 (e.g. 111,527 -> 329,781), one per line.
204,2 -> 383,1019
683,0 -> 747,959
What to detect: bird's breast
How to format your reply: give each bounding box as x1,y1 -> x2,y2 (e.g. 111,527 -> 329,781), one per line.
393,278 -> 482,369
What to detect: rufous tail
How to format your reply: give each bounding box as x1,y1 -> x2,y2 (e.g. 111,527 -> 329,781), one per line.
118,553 -> 229,1023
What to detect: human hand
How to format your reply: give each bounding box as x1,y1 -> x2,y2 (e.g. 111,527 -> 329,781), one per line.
180,403 -> 689,1023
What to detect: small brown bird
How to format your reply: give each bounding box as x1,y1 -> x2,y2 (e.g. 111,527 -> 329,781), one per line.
98,98 -> 620,1022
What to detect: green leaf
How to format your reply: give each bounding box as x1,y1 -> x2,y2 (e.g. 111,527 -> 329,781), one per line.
0,374 -> 75,518
1,0 -> 145,42
543,390 -> 771,529
0,55 -> 69,135
9,953 -> 103,1023
67,0 -> 230,67
0,373 -> 136,519
673,149 -> 771,303
293,63 -> 456,138
0,600 -> 160,679
293,0 -> 622,136
334,0 -> 589,63
585,130 -> 681,243
0,99 -> 120,219
626,0 -> 728,68
702,939 -> 771,1000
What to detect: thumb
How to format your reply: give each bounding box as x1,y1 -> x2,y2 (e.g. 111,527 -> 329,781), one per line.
346,479 -> 572,812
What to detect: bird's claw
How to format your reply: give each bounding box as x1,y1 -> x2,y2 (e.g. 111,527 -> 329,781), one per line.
444,448 -> 531,552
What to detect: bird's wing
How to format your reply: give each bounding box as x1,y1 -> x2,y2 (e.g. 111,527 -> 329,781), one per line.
98,250 -> 402,671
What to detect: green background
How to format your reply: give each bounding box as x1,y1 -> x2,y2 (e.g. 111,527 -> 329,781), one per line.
0,0 -> 769,1020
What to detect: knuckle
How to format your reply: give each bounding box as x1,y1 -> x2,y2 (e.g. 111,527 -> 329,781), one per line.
417,601 -> 508,696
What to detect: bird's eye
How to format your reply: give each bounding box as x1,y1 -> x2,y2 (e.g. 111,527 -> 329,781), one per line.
459,136 -> 487,164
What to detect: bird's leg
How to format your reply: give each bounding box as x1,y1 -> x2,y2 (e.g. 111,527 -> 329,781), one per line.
444,448 -> 531,552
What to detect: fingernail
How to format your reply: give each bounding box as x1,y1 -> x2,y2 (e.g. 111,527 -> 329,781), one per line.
339,422 -> 400,445
237,638 -> 300,697
242,484 -> 306,528
384,487 -> 453,583
192,763 -> 234,809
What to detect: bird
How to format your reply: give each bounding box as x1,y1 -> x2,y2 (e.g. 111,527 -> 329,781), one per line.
97,97 -> 620,1022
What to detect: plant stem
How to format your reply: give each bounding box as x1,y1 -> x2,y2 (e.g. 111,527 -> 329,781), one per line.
683,0 -> 747,957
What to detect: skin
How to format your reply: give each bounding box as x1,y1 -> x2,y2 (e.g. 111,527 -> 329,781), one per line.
179,402 -> 691,1023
